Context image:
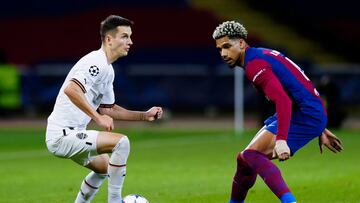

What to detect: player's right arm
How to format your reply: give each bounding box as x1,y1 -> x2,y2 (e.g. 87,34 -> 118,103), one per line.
64,80 -> 114,131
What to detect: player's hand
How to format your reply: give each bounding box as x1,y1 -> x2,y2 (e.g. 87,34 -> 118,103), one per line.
273,140 -> 291,161
95,114 -> 114,131
145,107 -> 163,121
319,129 -> 343,154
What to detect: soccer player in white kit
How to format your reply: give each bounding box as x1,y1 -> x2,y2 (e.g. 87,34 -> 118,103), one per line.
45,15 -> 163,203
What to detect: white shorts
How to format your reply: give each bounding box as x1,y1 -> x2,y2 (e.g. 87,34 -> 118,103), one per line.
46,126 -> 99,166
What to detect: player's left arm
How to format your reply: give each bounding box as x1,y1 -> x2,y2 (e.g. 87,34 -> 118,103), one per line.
98,105 -> 163,121
250,66 -> 292,161
262,75 -> 293,161
319,128 -> 343,153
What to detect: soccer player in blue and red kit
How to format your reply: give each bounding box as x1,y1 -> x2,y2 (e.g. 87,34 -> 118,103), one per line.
213,21 -> 343,203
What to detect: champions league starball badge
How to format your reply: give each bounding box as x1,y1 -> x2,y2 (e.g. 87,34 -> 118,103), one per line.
89,65 -> 100,77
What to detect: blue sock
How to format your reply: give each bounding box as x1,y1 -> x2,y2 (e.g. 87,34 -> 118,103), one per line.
229,199 -> 244,203
280,192 -> 296,203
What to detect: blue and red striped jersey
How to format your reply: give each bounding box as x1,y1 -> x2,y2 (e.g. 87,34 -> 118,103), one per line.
244,47 -> 326,140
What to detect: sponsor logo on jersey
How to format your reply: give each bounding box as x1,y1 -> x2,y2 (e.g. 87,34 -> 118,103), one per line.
252,68 -> 266,82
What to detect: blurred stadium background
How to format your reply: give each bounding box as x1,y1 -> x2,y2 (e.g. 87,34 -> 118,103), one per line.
0,0 -> 359,128
0,0 -> 360,202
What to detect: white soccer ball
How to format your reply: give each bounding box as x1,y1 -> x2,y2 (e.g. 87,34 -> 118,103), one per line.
123,194 -> 149,203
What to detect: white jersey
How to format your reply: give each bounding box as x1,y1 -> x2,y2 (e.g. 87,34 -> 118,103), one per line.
47,48 -> 115,131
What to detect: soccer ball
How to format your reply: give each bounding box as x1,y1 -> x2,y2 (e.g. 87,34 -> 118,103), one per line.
123,194 -> 149,203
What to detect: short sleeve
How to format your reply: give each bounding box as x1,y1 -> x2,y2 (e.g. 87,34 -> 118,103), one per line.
71,63 -> 108,93
101,83 -> 115,105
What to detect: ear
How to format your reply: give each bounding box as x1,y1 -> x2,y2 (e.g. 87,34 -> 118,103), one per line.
106,34 -> 112,46
239,38 -> 246,49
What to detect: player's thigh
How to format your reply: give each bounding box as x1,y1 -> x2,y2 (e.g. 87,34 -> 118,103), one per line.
263,110 -> 326,155
53,129 -> 98,158
48,129 -> 99,166
244,126 -> 276,159
96,131 -> 127,154
86,132 -> 129,173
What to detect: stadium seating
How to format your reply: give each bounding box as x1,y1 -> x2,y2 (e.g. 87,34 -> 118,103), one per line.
0,0 -> 358,121
243,0 -> 360,63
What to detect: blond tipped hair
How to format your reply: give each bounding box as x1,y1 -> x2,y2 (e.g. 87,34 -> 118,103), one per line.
212,21 -> 248,40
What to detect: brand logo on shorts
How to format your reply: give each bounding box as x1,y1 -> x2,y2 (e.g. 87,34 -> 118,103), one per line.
76,133 -> 88,140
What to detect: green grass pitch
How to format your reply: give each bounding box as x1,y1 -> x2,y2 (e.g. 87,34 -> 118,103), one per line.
0,126 -> 359,203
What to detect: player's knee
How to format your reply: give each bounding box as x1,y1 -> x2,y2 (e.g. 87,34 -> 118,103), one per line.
236,152 -> 249,171
112,136 -> 130,158
236,152 -> 242,161
90,160 -> 108,174
109,136 -> 130,166
238,150 -> 260,175
242,149 -> 256,160
236,152 -> 246,164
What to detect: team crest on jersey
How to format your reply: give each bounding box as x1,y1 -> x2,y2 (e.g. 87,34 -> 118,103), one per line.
76,133 -> 88,140
89,65 -> 99,77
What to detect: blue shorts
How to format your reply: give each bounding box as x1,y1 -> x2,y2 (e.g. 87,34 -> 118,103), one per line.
265,110 -> 327,155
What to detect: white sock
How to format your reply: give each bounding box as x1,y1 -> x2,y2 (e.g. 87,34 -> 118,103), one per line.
108,136 -> 130,203
75,172 -> 107,203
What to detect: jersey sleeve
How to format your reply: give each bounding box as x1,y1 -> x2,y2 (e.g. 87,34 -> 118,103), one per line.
71,62 -> 108,93
100,83 -> 115,107
246,59 -> 292,140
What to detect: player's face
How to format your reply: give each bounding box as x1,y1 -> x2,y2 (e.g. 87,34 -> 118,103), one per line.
108,26 -> 133,57
215,36 -> 242,68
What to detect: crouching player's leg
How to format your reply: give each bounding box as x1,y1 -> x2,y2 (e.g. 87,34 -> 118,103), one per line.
229,152 -> 257,203
231,111 -> 326,203
229,127 -> 296,203
75,155 -> 108,203
107,136 -> 130,203
78,131 -> 130,203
